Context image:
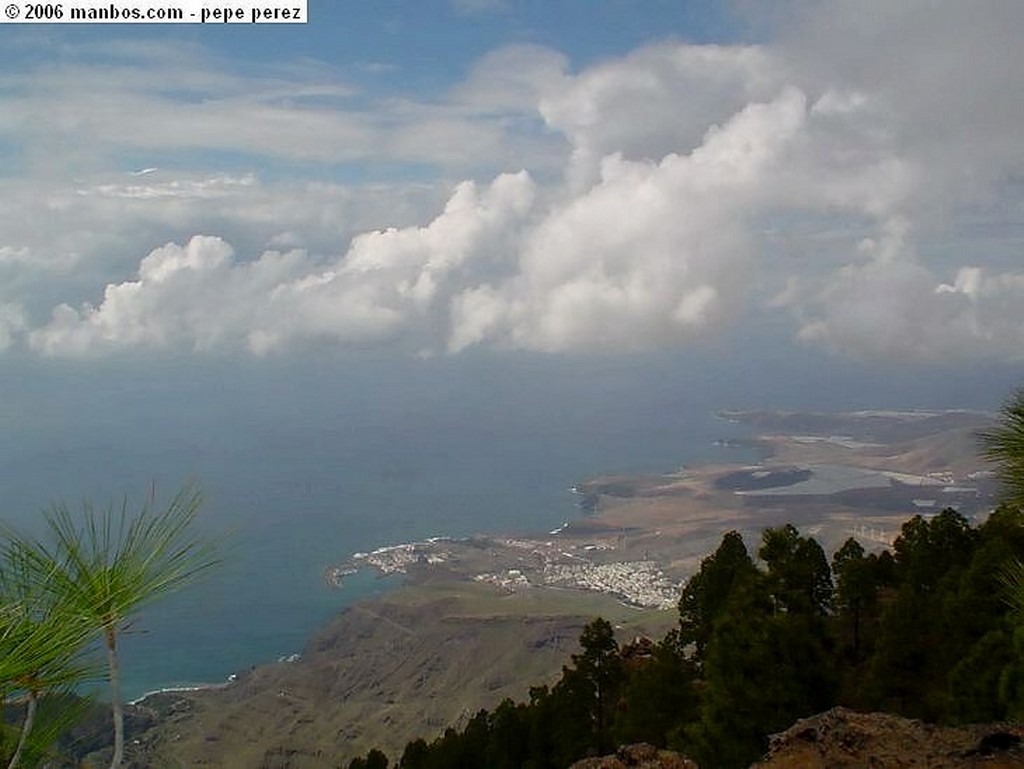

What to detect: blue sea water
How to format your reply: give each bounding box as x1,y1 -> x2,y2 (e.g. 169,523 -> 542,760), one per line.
1,346 -> 1021,701
109,359 -> 756,699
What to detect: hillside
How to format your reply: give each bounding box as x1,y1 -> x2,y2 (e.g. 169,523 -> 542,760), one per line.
113,408 -> 1002,768
125,582 -> 673,767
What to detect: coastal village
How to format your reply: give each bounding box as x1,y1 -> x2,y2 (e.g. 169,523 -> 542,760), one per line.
332,534 -> 682,610
328,409 -> 997,616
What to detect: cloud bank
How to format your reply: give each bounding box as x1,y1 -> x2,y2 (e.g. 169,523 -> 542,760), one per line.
6,2 -> 1024,362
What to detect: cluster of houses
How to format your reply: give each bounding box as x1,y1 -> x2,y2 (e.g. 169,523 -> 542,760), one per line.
341,534 -> 680,610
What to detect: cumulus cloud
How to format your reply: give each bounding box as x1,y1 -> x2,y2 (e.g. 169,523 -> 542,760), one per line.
455,45 -> 569,113
0,166 -> 455,332
539,42 -> 784,189
248,171 -> 536,355
29,236 -> 296,356
777,0 -> 1024,213
7,3 -> 1024,362
451,87 -> 808,352
29,173 -> 536,357
745,0 -> 1024,362
781,219 -> 1024,362
26,85 -> 812,358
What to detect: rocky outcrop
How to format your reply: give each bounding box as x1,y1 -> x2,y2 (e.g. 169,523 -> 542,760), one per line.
753,707 -> 1024,768
570,743 -> 698,769
571,710 -> 1024,769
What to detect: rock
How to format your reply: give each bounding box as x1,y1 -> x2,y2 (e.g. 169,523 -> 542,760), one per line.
753,707 -> 1024,768
569,743 -> 699,768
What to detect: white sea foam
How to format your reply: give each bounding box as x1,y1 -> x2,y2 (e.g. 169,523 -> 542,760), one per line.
128,682 -> 226,706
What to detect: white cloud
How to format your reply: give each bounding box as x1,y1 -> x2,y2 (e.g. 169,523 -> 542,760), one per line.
744,0 -> 1024,362
0,39 -> 563,178
28,173 -> 537,357
539,42 -> 784,189
0,304 -> 25,351
0,247 -> 33,266
777,0 -> 1024,213
249,171 -> 536,354
28,236 -> 301,356
0,168 -> 453,329
782,219 -> 1024,362
454,45 -> 569,113
27,85 -> 813,358
82,174 -> 257,201
6,6 -> 1024,363
451,87 -> 808,353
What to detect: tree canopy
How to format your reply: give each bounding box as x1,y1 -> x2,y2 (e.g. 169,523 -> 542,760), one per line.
367,509 -> 1024,769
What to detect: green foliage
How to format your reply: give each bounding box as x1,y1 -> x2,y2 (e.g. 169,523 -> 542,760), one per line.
863,508 -> 1008,721
892,509 -> 976,593
0,484 -> 219,769
0,537 -> 97,769
612,632 -> 696,749
759,524 -> 833,615
346,747 -> 389,769
533,619 -> 626,766
32,486 -> 219,636
677,530 -> 758,659
830,539 -> 895,707
566,618 -> 622,754
380,507 -> 1024,769
31,486 -> 219,769
980,387 -> 1024,508
3,692 -> 92,769
398,739 -> 429,769
948,629 -> 1016,722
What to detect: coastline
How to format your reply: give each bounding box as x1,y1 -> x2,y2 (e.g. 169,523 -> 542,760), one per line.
322,408 -> 998,616
122,407 -> 1001,765
131,407 -> 998,709
129,682 -> 231,707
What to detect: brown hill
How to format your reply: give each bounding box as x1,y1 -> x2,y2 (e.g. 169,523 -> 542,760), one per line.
125,582 -> 674,768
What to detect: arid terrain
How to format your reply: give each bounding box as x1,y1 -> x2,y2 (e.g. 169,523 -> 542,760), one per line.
118,409 -> 1000,768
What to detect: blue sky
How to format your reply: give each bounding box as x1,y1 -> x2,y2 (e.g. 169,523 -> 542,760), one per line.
1,1 -> 1023,372
171,1 -> 744,85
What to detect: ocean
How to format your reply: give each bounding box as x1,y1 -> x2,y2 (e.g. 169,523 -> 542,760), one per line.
111,359 -> 755,699
1,346 -> 1020,701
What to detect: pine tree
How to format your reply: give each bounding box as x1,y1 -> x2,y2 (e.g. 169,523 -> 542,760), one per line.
678,530 -> 759,659
18,486 -> 218,768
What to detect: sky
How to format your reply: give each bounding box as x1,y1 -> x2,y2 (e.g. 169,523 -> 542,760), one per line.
0,0 -> 1020,367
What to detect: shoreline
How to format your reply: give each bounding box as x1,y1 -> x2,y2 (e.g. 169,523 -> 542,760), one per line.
129,681 -> 231,707
134,408 -> 996,711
